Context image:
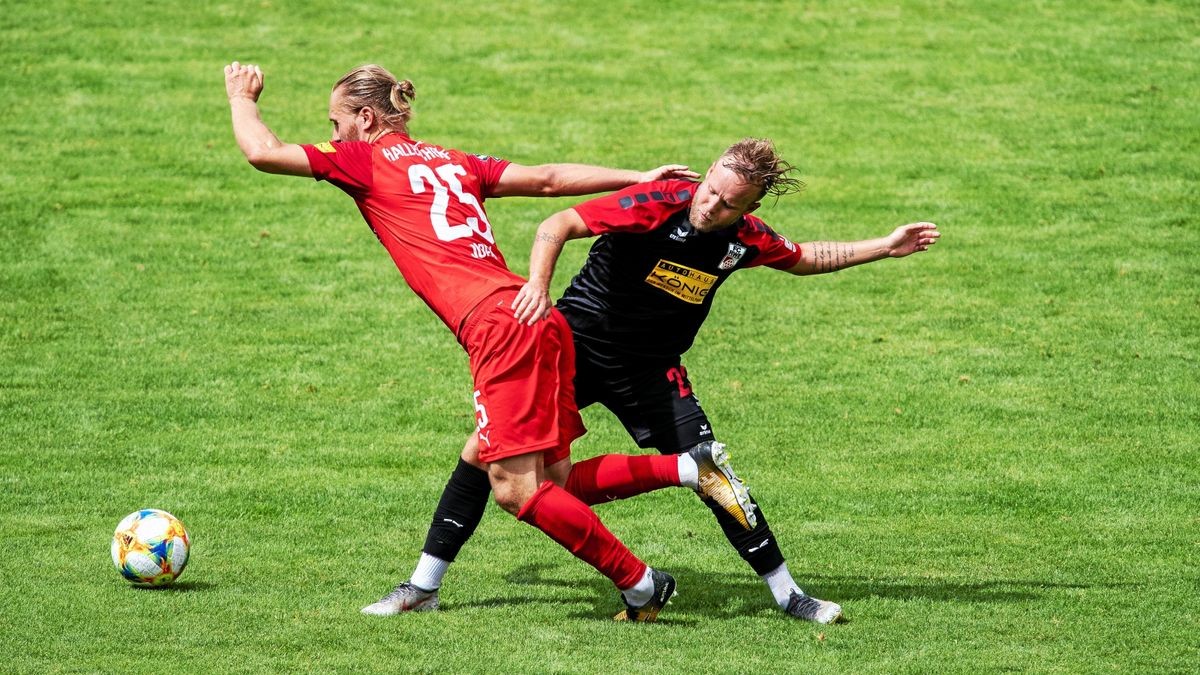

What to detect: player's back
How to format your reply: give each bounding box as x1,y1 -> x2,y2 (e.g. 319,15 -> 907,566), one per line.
304,134 -> 525,334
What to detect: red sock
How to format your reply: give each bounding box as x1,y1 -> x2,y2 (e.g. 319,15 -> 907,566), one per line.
517,480 -> 647,590
564,454 -> 680,506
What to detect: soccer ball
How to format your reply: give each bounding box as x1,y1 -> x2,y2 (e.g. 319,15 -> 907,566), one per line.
111,509 -> 190,585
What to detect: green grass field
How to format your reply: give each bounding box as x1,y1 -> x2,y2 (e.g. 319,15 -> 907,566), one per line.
2,1 -> 1197,672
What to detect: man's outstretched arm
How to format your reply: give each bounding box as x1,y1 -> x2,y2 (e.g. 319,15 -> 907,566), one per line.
224,62 -> 312,177
786,222 -> 940,275
492,163 -> 697,198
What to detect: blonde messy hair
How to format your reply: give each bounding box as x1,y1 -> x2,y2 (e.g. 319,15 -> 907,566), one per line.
719,138 -> 804,198
333,64 -> 416,130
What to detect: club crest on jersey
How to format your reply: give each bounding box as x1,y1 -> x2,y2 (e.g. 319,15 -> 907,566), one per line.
645,259 -> 717,304
719,243 -> 748,270
314,142 -> 336,154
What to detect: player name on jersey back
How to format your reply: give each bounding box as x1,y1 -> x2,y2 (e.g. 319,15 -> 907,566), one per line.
380,142 -> 452,163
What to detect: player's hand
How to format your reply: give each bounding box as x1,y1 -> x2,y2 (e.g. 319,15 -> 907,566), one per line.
639,164 -> 700,183
886,222 -> 940,257
512,279 -> 553,326
225,61 -> 264,102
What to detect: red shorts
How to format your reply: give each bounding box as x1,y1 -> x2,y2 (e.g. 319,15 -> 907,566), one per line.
459,291 -> 586,465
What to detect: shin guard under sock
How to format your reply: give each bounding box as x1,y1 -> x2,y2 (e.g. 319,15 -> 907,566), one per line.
700,493 -> 785,576
517,480 -> 647,590
564,454 -> 680,506
421,459 -> 492,562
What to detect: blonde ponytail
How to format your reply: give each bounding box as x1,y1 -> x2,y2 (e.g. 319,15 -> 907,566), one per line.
333,65 -> 416,130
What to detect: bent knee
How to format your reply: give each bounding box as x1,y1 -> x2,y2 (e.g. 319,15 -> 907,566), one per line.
488,456 -> 544,515
492,491 -> 521,515
491,482 -> 538,515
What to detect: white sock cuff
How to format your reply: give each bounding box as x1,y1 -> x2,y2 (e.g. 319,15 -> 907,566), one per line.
677,454 -> 698,490
761,562 -> 802,608
410,553 -> 450,591
620,566 -> 656,607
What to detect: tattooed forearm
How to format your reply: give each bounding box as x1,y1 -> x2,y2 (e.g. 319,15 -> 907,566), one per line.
535,232 -> 564,245
811,242 -> 856,273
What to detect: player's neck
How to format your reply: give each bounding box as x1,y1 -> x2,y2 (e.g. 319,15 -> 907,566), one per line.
367,126 -> 409,143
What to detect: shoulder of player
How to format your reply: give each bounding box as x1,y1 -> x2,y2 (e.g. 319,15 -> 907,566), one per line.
614,179 -> 698,210
308,140 -> 381,165
735,214 -> 801,257
307,140 -> 369,154
447,145 -> 504,162
736,213 -> 782,240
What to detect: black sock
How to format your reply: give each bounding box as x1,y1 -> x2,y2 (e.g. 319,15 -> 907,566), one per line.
699,494 -> 785,576
421,459 -> 492,562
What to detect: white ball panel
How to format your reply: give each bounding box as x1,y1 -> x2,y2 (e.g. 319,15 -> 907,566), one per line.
135,514 -> 170,541
125,552 -> 162,579
168,537 -> 189,573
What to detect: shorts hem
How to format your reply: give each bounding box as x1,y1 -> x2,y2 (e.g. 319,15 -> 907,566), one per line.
477,441 -> 560,464
633,411 -> 710,449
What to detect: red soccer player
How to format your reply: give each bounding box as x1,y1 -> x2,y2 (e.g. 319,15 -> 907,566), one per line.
223,62 -> 759,621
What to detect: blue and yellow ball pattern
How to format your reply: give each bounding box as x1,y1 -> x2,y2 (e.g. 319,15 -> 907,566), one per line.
111,509 -> 190,585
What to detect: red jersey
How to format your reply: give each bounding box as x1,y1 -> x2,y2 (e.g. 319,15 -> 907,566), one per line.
301,135 -> 524,336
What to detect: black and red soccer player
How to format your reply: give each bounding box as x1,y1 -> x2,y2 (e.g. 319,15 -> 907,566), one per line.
223,61 -> 762,622
402,139 -> 939,623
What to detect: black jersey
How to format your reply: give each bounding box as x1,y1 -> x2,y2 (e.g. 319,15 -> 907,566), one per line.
557,179 -> 802,362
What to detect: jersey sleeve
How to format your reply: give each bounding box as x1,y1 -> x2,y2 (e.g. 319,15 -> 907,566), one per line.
572,180 -> 695,235
741,215 -> 803,270
461,153 -> 512,198
301,141 -> 374,196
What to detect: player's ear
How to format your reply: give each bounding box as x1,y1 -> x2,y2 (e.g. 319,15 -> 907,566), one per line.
358,106 -> 375,129
744,201 -> 761,215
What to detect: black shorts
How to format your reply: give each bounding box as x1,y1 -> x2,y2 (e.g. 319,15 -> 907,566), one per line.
572,337 -> 715,454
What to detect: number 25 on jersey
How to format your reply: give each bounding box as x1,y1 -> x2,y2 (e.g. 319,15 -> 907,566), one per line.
408,163 -> 495,244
